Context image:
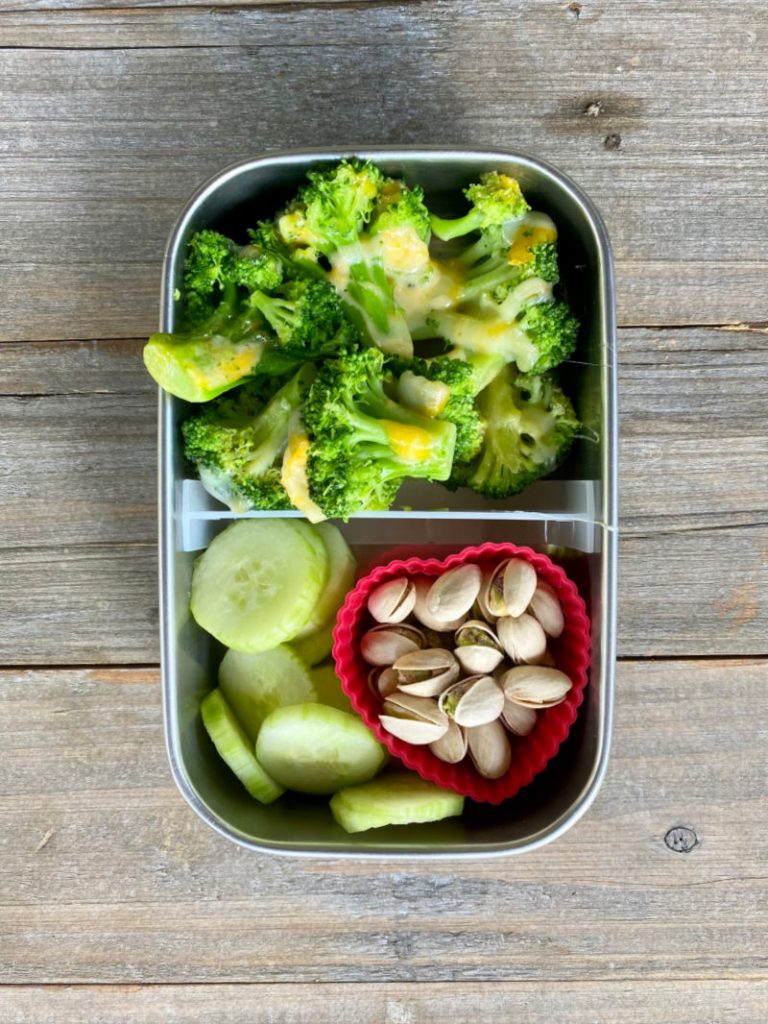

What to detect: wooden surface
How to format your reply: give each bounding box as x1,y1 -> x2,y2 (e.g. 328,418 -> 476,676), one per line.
0,0 -> 766,1019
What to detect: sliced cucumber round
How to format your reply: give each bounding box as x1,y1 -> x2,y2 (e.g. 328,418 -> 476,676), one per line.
256,703 -> 387,796
294,522 -> 356,639
200,688 -> 284,804
190,519 -> 329,652
290,624 -> 335,667
310,662 -> 353,714
330,773 -> 464,833
219,645 -> 318,744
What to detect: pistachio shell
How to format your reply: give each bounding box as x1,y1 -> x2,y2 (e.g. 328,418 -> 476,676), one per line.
466,719 -> 512,779
501,665 -> 572,708
501,558 -> 538,617
379,715 -> 448,745
360,623 -> 425,666
501,700 -> 537,736
455,645 -> 505,674
497,613 -> 548,664
367,577 -> 416,624
439,675 -> 505,728
412,579 -> 468,631
455,619 -> 502,650
394,648 -> 460,697
528,581 -> 565,638
368,666 -> 400,698
425,563 -> 483,622
383,692 -> 447,726
429,719 -> 468,764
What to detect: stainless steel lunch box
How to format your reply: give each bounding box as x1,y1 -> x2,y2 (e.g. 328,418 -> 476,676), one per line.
158,148 -> 617,857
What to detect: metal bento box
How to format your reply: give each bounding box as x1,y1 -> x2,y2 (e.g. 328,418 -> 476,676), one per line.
157,148 -> 617,857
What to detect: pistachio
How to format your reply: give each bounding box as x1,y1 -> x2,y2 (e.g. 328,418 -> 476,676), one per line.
466,719 -> 512,779
497,613 -> 547,664
368,666 -> 399,698
501,558 -> 539,617
501,700 -> 537,736
455,645 -> 505,674
439,675 -> 505,728
367,577 -> 417,624
474,578 -> 499,622
380,692 -> 449,744
429,719 -> 468,764
528,581 -> 565,638
412,579 -> 468,631
360,623 -> 425,666
501,665 -> 572,708
455,619 -> 502,650
425,563 -> 483,622
393,648 -> 460,697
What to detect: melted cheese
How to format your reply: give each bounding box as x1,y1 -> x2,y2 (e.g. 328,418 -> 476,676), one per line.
280,433 -> 327,523
383,421 -> 436,464
507,212 -> 558,265
380,226 -> 431,275
186,340 -> 263,392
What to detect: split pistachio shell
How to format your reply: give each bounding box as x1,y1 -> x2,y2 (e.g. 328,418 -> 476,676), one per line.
425,563 -> 483,622
412,579 -> 468,631
497,613 -> 548,664
367,577 -> 417,624
439,675 -> 505,728
360,623 -> 425,666
429,718 -> 468,764
528,581 -> 565,638
501,665 -> 572,708
501,700 -> 537,736
380,692 -> 449,745
501,558 -> 538,617
393,648 -> 460,697
455,619 -> 502,650
466,719 -> 512,779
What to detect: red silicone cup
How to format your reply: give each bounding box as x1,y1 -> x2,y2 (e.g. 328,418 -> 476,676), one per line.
332,542 -> 592,805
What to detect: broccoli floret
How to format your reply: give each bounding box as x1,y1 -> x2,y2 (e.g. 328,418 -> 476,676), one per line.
341,257 -> 414,358
390,355 -> 485,464
181,364 -> 315,511
232,241 -> 284,294
457,220 -> 560,304
181,230 -> 238,325
248,278 -> 360,358
247,221 -> 321,282
302,349 -> 457,519
449,366 -> 579,498
424,290 -> 578,375
430,172 -> 530,242
369,180 -> 431,242
278,159 -> 384,256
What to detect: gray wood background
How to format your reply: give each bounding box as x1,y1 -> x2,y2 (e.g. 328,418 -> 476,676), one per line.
0,0 -> 766,1020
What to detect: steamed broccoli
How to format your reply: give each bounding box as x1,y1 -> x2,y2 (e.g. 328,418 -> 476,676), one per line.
369,180 -> 432,243
430,172 -> 530,241
457,221 -> 560,304
181,364 -> 315,511
278,158 -> 384,256
302,349 -> 457,519
390,355 -> 485,464
449,366 -> 579,498
248,278 -> 360,358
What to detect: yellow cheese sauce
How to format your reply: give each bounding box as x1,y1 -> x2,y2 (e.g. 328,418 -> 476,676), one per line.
281,432 -> 326,523
383,421 -> 437,463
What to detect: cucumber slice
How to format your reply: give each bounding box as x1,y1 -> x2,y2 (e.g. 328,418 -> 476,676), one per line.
200,689 -> 284,804
310,662 -> 353,714
256,704 -> 387,795
219,645 -> 318,744
294,522 -> 356,639
190,519 -> 329,652
290,624 -> 334,667
330,773 -> 464,833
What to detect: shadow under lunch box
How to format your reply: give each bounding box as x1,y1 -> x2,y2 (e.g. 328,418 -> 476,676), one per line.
158,148 -> 617,858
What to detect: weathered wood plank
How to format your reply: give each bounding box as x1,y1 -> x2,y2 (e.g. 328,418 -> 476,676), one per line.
0,328 -> 765,662
1,0 -> 768,338
2,980 -> 768,1024
0,661 -> 766,983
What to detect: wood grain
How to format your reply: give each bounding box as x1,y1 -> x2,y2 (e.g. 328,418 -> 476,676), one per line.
2,0 -> 768,339
2,981 -> 768,1024
0,660 -> 766,983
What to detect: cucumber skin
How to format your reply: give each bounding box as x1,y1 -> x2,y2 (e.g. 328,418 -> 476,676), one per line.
190,519 -> 330,653
200,689 -> 284,804
256,703 -> 387,796
294,522 -> 356,640
330,773 -> 465,833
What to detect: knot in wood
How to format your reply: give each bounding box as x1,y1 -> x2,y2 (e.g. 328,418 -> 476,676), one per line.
664,826 -> 699,853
